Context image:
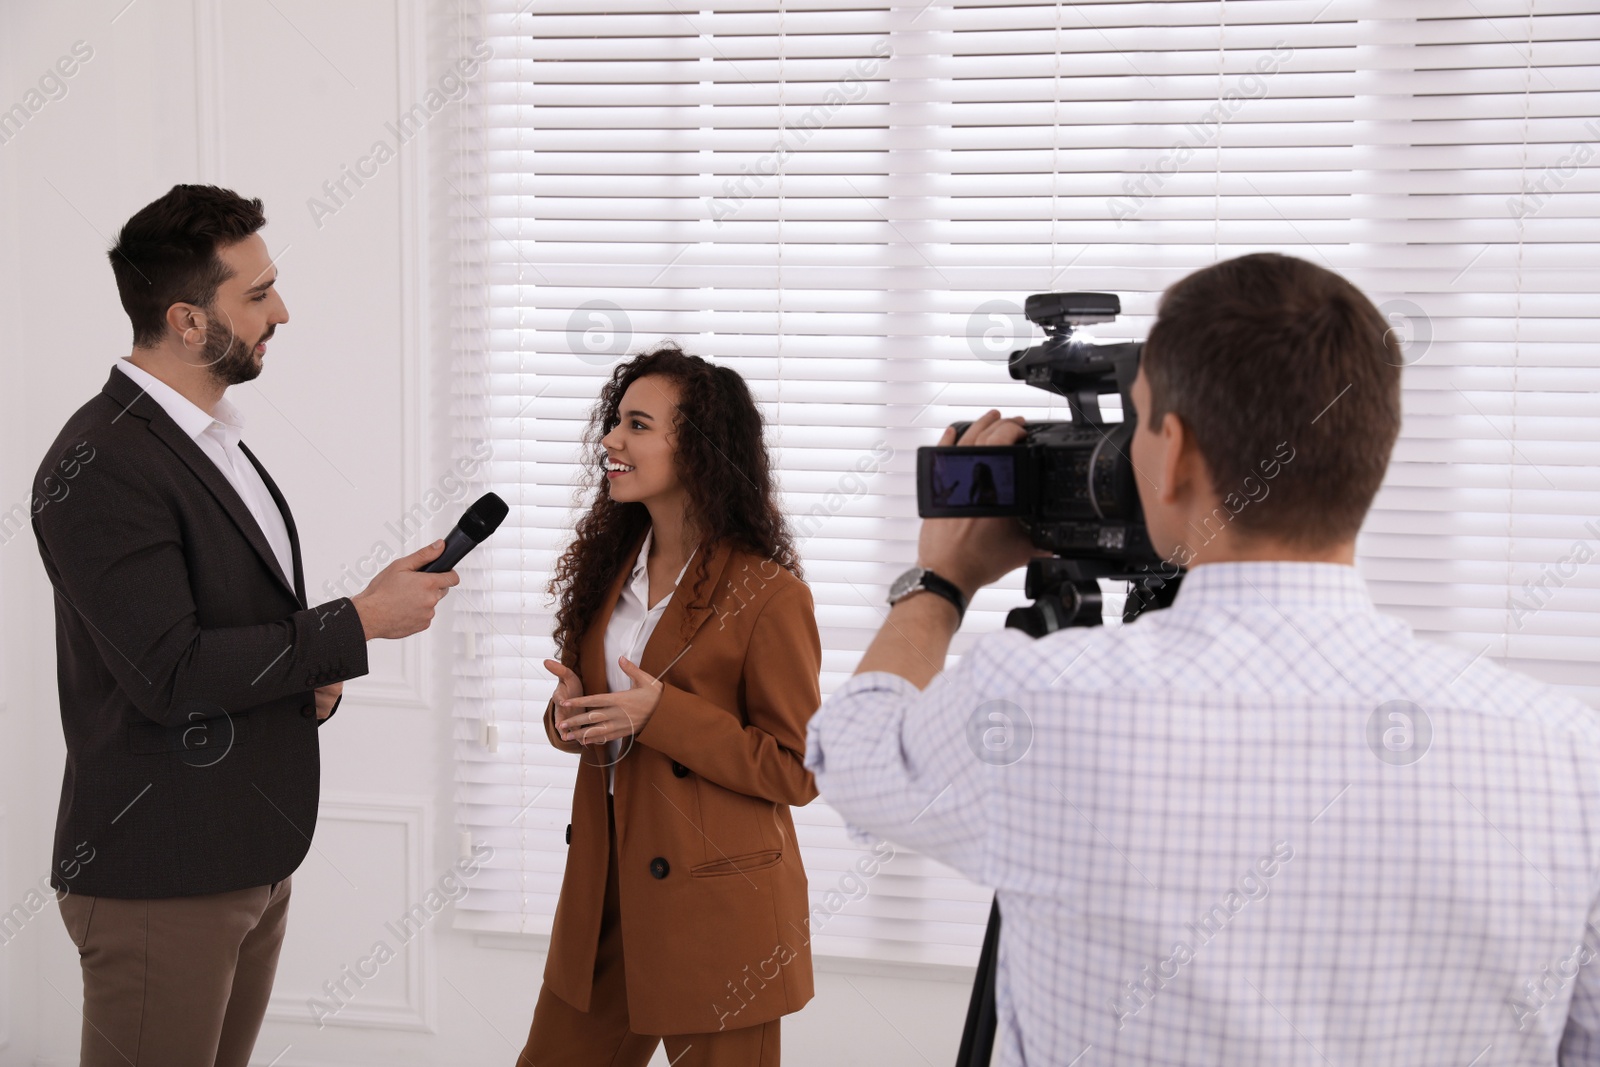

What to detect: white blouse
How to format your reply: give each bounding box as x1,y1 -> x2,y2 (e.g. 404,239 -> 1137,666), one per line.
600,526 -> 695,794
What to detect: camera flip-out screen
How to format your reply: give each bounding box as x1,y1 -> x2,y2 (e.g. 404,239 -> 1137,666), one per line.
918,445 -> 1033,518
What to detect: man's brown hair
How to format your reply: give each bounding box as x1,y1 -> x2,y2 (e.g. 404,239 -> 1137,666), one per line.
1141,252 -> 1403,547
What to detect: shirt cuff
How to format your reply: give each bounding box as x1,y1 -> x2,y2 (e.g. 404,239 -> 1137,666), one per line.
804,671 -> 920,772
806,671 -> 925,848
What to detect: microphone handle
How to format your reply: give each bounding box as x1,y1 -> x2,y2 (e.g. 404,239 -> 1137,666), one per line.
423,528 -> 479,573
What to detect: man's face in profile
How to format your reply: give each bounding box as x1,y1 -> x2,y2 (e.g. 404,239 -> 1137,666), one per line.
187,234 -> 289,386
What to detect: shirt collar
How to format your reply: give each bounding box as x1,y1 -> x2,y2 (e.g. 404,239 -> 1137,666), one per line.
1170,560 -> 1375,614
115,360 -> 244,447
630,526 -> 654,584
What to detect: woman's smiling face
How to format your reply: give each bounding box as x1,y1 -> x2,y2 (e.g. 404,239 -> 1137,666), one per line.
600,374 -> 684,506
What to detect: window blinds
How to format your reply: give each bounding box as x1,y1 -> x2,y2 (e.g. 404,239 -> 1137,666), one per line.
447,0 -> 1600,966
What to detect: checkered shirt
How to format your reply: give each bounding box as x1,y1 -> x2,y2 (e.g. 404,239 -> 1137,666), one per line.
806,561 -> 1600,1066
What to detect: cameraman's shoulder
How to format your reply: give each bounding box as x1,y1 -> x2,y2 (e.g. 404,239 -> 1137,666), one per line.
965,622 -> 1125,692
1435,644 -> 1600,746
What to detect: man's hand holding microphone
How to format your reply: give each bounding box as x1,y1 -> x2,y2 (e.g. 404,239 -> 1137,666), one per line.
350,539 -> 461,640
347,492 -> 507,640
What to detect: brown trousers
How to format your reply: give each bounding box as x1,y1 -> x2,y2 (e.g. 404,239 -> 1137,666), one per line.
518,794 -> 781,1067
57,876 -> 292,1067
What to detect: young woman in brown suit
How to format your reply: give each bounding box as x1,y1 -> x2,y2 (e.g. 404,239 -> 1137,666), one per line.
516,345 -> 822,1067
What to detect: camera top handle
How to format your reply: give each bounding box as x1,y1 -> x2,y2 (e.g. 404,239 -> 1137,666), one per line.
1010,292 -> 1140,430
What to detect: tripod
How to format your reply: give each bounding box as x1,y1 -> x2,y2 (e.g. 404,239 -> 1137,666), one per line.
955,559 -> 1179,1066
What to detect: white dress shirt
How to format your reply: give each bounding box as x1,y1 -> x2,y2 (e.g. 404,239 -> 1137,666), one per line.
115,360 -> 295,585
807,560 -> 1600,1066
600,525 -> 695,794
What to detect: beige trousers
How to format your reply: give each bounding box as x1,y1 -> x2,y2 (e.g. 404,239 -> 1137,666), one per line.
57,876 -> 292,1067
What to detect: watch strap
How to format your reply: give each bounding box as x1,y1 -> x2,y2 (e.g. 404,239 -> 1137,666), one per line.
892,567 -> 967,623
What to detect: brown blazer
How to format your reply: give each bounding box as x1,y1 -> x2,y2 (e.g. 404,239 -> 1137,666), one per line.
540,531 -> 822,1035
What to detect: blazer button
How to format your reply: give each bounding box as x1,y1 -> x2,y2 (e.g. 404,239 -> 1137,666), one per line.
671,761 -> 689,778
565,823 -> 571,845
649,857 -> 670,879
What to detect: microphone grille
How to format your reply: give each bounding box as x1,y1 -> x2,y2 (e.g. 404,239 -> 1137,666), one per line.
460,492 -> 510,542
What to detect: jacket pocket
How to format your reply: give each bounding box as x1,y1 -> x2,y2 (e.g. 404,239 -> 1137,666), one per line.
690,849 -> 783,878
57,890 -> 96,949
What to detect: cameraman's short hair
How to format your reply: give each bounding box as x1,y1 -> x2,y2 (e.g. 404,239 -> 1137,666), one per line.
1142,253 -> 1402,548
108,184 -> 266,348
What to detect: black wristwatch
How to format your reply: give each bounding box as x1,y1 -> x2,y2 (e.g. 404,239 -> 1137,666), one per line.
888,565 -> 967,624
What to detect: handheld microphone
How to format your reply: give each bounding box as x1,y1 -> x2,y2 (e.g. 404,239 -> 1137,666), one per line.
423,492 -> 509,573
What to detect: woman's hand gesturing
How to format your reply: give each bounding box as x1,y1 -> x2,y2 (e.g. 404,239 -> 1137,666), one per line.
554,656 -> 664,746
545,659 -> 589,744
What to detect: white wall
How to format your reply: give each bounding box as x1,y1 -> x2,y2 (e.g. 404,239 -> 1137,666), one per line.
0,1 -> 977,1063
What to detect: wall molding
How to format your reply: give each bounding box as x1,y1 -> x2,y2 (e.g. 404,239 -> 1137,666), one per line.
192,0 -> 433,711
265,793 -> 435,1033
0,801 -> 10,1052
208,0 -> 434,714
353,0 -> 434,712
192,0 -> 224,183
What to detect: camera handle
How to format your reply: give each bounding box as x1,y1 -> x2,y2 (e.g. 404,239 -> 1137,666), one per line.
955,558 -> 1179,1066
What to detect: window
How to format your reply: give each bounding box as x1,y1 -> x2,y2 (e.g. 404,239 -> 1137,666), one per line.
447,0 -> 1600,964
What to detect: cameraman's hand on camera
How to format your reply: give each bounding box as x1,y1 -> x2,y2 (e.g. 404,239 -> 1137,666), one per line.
918,410 -> 1052,600
350,540 -> 460,640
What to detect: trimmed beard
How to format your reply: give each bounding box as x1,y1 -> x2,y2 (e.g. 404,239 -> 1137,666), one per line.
199,314 -> 264,387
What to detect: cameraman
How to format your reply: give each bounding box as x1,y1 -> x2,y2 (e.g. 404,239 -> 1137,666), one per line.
805,253 -> 1600,1064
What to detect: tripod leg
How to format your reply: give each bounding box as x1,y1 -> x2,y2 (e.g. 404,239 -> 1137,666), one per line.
955,895 -> 1001,1066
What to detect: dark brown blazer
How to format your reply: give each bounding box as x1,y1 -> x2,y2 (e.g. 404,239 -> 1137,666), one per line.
30,367 -> 369,898
540,530 -> 823,1035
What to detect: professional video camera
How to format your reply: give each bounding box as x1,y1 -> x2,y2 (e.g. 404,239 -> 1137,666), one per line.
927,294 -> 1189,1066
917,292 -> 1182,637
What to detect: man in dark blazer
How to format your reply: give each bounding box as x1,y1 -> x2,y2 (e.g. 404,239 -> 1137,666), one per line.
31,184 -> 458,1067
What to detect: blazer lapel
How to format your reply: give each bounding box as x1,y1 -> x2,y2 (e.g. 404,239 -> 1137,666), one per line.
240,441 -> 307,608
636,537 -> 735,684
569,530 -> 735,811
102,370 -> 299,603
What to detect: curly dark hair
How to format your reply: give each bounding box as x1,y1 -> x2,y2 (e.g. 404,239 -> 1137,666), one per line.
547,343 -> 802,662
